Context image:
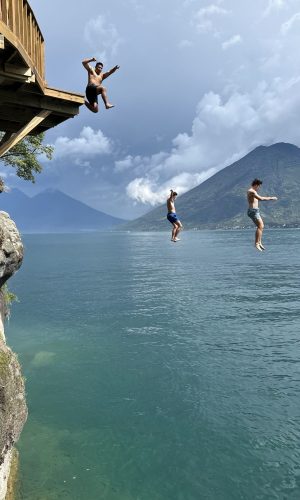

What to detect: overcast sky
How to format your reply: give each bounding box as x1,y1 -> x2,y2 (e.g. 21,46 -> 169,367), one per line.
2,0 -> 300,218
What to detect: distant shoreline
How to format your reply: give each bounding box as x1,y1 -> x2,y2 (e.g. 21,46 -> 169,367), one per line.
18,226 -> 300,235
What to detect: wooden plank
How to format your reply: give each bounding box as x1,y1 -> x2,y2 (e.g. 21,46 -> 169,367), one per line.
9,0 -> 15,33
0,22 -> 45,88
0,88 -> 82,115
0,70 -> 34,83
2,0 -> 8,24
20,0 -> 24,46
0,109 -> 62,128
37,35 -> 41,76
4,63 -> 32,76
41,40 -> 45,82
16,0 -> 21,38
45,87 -> 84,103
24,2 -> 28,52
29,11 -> 32,57
0,109 -> 50,156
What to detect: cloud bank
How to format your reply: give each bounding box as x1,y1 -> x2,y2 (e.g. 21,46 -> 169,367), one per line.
52,127 -> 113,160
84,15 -> 122,63
125,75 -> 300,205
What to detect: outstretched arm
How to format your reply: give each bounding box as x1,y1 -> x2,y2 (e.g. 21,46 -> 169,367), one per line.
102,65 -> 120,80
253,192 -> 277,201
82,57 -> 96,72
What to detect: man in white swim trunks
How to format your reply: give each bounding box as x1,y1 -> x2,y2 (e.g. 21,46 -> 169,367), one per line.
247,179 -> 277,251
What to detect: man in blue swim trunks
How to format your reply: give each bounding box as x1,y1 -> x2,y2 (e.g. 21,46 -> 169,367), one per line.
167,190 -> 183,242
82,57 -> 120,113
247,179 -> 277,251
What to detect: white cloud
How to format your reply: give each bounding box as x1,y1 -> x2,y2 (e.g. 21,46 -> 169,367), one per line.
115,156 -> 137,172
281,11 -> 300,34
126,170 -> 216,205
52,127 -> 113,160
84,15 -> 122,63
263,0 -> 287,18
194,4 -> 229,33
222,34 -> 242,50
125,75 -> 300,205
196,4 -> 228,17
178,39 -> 194,49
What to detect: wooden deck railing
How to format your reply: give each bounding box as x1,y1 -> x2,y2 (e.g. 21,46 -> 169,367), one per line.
0,0 -> 45,82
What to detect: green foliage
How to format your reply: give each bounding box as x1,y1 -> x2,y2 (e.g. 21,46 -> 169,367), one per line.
0,133 -> 53,183
1,284 -> 19,320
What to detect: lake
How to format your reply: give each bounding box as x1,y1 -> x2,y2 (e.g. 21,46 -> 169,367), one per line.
7,230 -> 300,499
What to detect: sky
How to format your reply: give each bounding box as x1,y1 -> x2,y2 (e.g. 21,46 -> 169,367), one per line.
2,0 -> 300,218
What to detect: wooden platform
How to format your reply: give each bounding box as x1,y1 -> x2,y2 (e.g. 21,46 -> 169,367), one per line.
0,0 -> 84,156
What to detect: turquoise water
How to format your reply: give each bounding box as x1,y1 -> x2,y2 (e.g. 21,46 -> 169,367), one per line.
6,230 -> 300,500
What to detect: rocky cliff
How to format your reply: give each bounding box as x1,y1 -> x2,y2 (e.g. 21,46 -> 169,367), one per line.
0,212 -> 27,500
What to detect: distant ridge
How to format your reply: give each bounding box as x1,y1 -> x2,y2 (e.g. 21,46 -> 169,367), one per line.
122,142 -> 300,230
0,188 -> 125,233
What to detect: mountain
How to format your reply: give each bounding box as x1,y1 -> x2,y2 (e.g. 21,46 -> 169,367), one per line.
0,188 -> 125,232
122,142 -> 300,230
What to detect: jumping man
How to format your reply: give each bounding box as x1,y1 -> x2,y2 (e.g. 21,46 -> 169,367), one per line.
82,57 -> 120,113
247,178 -> 277,252
167,190 -> 183,242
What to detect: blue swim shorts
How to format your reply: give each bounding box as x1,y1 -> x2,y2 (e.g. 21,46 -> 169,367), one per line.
247,208 -> 261,223
167,212 -> 179,224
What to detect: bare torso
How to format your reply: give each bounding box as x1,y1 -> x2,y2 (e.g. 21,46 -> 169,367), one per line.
87,70 -> 104,87
247,188 -> 259,209
167,198 -> 175,213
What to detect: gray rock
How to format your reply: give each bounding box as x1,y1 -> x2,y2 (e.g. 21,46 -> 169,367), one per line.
0,213 -> 26,499
0,212 -> 23,288
0,336 -> 27,469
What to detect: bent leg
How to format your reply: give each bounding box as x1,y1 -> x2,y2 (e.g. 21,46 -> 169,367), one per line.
97,86 -> 114,109
84,100 -> 98,113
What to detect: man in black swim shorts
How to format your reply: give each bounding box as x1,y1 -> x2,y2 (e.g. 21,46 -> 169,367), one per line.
82,57 -> 120,113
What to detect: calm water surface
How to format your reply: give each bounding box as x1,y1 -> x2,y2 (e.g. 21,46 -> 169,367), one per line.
7,230 -> 300,500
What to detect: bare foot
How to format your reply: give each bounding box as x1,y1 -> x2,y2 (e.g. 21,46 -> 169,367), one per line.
105,104 -> 115,109
255,243 -> 262,252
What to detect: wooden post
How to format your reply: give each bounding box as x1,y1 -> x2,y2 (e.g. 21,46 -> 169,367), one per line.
8,0 -> 15,33
0,110 -> 51,157
1,0 -> 8,24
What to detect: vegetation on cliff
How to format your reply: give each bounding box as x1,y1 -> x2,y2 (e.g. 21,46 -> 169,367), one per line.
0,133 -> 53,184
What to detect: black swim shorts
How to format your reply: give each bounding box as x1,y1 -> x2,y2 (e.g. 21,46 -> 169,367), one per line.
86,84 -> 98,105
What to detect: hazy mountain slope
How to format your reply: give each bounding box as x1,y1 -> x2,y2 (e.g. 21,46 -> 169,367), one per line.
123,143 -> 300,230
0,189 -> 125,232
